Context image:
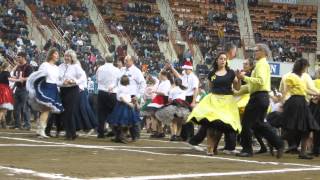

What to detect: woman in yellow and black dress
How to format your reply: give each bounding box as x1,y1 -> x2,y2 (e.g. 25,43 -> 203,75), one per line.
187,52 -> 242,155
282,58 -> 320,159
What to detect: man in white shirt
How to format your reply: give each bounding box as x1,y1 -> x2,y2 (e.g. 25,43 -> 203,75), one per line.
96,56 -> 121,138
121,55 -> 146,139
121,55 -> 146,99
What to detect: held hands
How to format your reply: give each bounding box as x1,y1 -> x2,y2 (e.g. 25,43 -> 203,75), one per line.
63,79 -> 76,85
128,103 -> 135,109
235,70 -> 246,80
190,101 -> 196,108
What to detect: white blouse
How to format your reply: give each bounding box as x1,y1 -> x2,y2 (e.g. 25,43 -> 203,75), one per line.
169,86 -> 186,101
58,63 -> 86,89
38,62 -> 60,84
156,79 -> 171,96
117,85 -> 132,102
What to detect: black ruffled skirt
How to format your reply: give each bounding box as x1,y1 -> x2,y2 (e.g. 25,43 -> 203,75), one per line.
282,95 -> 320,132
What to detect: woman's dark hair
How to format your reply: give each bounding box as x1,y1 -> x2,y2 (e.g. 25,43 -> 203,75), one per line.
120,75 -> 130,86
160,70 -> 174,84
46,48 -> 59,62
211,52 -> 229,73
174,78 -> 186,90
292,58 -> 309,76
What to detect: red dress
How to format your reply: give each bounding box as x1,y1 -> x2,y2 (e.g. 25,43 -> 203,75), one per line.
0,71 -> 14,110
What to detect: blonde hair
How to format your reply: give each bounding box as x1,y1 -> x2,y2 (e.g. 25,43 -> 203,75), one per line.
64,49 -> 78,64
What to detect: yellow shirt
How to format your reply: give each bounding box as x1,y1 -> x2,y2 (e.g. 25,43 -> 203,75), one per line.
284,73 -> 306,96
314,79 -> 320,90
243,57 -> 271,94
281,73 -> 319,99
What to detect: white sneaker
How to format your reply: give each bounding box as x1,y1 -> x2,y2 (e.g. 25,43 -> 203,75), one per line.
84,129 -> 95,137
222,149 -> 240,155
38,130 -> 49,139
187,143 -> 205,152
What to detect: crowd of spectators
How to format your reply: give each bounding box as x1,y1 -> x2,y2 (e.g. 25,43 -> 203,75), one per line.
23,0 -> 103,71
250,1 -> 316,62
97,0 -> 168,73
0,0 -> 40,65
259,11 -> 313,32
173,0 -> 240,61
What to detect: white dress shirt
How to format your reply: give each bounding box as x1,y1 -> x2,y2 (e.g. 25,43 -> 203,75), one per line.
58,63 -> 86,88
38,62 -> 59,84
121,65 -> 146,98
169,86 -> 186,101
96,63 -> 121,93
181,71 -> 199,96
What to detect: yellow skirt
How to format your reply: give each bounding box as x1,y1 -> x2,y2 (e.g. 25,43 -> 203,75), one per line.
235,93 -> 272,117
235,93 -> 250,116
187,93 -> 241,133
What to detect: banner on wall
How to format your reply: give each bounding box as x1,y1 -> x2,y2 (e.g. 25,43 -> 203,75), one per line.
269,63 -> 280,76
270,0 -> 297,4
229,59 -> 293,78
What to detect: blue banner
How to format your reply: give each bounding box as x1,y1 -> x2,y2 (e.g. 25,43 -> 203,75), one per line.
269,63 -> 280,76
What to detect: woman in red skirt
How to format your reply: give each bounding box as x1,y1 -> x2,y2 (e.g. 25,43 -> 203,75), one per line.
0,62 -> 14,128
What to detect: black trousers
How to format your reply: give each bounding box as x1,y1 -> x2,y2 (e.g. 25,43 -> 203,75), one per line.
60,86 -> 80,138
240,91 -> 283,153
313,130 -> 320,154
45,113 -> 63,135
189,120 -> 236,148
180,96 -> 195,140
97,91 -> 117,137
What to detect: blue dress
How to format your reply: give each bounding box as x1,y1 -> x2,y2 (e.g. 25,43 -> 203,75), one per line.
26,70 -> 63,113
107,102 -> 140,127
75,89 -> 98,130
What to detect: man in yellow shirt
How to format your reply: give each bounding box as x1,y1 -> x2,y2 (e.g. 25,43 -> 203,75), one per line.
236,43 -> 284,158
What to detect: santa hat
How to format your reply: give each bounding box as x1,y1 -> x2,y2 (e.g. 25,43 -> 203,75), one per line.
147,95 -> 166,108
182,61 -> 193,70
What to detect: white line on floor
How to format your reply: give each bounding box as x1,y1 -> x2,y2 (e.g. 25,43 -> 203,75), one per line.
93,167 -> 320,180
0,165 -> 82,180
0,136 -> 318,169
0,143 -> 190,149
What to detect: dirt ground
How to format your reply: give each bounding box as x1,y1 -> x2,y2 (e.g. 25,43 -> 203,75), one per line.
0,129 -> 319,180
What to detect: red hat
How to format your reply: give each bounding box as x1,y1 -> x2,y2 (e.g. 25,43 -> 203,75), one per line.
182,61 -> 193,70
148,95 -> 166,108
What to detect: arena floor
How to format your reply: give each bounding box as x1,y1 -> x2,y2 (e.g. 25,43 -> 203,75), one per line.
0,129 -> 319,180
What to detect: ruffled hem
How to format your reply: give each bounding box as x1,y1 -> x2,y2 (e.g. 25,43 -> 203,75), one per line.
0,103 -> 13,110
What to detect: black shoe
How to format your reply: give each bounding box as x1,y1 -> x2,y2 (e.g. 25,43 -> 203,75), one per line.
45,132 -> 53,137
97,134 -> 105,139
236,152 -> 253,157
276,147 -> 284,159
65,137 -> 75,141
106,131 -> 115,137
9,126 -> 20,130
170,135 -> 177,141
299,154 -> 313,160
150,132 -> 165,138
22,126 -> 31,131
111,138 -> 128,144
285,148 -> 299,154
255,148 -> 267,154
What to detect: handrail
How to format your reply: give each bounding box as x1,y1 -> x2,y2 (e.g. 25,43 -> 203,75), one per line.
87,0 -> 113,45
